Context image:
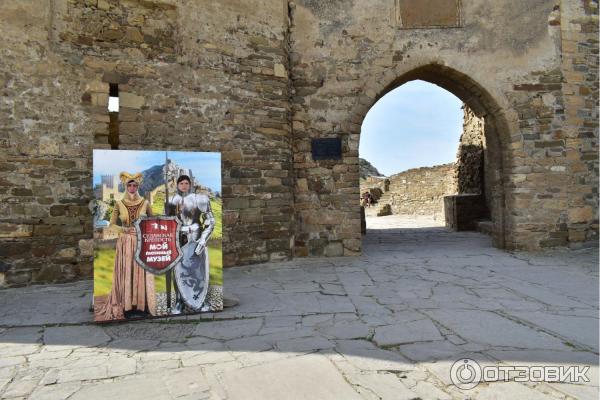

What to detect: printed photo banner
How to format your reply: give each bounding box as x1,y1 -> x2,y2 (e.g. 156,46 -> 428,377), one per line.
92,149 -> 223,323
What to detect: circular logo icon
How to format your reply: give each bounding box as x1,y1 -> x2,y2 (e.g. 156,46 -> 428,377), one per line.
450,358 -> 482,390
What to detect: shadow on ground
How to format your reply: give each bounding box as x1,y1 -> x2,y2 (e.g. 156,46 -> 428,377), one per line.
0,215 -> 598,399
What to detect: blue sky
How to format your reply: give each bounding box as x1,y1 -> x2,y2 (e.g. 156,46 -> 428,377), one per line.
93,150 -> 221,193
359,80 -> 463,177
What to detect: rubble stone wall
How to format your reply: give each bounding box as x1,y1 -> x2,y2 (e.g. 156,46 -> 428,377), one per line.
0,0 -> 597,286
561,1 -> 599,246
455,105 -> 494,218
456,107 -> 485,195
0,0 -> 293,286
387,164 -> 456,218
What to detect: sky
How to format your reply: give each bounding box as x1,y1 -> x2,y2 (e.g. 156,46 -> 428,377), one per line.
93,149 -> 222,193
359,80 -> 463,177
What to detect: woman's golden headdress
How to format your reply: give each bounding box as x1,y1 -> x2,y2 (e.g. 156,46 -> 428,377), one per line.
119,172 -> 143,186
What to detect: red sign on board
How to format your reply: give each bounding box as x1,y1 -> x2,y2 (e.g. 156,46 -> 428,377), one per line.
134,216 -> 182,275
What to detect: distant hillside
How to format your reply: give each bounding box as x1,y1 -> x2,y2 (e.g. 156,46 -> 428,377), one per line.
139,164 -> 163,196
139,159 -> 213,197
359,158 -> 384,179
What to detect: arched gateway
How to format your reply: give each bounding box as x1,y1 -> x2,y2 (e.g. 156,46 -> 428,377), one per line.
354,63 -> 510,249
294,60 -> 513,256
290,0 -> 597,259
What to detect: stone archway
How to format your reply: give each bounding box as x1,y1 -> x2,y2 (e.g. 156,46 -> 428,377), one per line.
353,62 -> 511,248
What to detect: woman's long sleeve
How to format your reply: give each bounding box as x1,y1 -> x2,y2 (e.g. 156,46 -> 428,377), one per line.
109,203 -> 123,234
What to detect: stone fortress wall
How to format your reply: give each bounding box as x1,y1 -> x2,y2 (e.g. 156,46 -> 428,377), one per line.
385,163 -> 457,219
0,0 -> 597,287
456,107 -> 486,196
0,0 -> 293,286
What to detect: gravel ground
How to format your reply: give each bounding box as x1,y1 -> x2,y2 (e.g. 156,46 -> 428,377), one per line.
155,285 -> 223,315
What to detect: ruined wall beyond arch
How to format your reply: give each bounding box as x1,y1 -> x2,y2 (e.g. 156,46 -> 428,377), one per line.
386,164 -> 457,219
0,0 -> 597,286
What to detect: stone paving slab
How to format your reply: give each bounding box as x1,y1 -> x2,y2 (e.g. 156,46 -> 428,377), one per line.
0,215 -> 597,399
222,354 -> 363,400
506,311 -> 599,351
0,282 -> 92,326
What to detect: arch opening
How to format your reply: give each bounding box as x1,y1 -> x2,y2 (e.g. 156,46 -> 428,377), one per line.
356,64 -> 508,248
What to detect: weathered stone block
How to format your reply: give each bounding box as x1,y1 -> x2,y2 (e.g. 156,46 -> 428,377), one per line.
0,223 -> 33,238
56,247 -> 77,259
569,207 -> 593,223
266,239 -> 290,252
120,122 -> 146,135
274,63 -> 287,78
91,93 -> 109,107
87,80 -> 109,93
97,0 -> 110,11
102,71 -> 129,84
32,265 -> 64,282
12,188 -> 33,196
125,27 -> 144,43
324,242 -> 344,257
226,198 -> 250,209
0,242 -> 31,257
6,270 -> 31,286
377,204 -> 391,217
120,92 -> 145,109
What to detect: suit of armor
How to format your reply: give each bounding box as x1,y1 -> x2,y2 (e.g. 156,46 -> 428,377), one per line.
168,191 -> 215,252
167,190 -> 215,313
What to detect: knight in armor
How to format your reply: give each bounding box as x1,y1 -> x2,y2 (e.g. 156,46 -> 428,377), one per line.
166,175 -> 215,314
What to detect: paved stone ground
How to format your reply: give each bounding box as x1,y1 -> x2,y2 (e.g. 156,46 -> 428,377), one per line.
0,215 -> 598,400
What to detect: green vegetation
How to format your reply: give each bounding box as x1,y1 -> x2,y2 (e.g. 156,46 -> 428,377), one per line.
209,198 -> 222,239
104,199 -> 116,221
151,186 -> 165,215
93,243 -> 223,297
93,247 -> 115,296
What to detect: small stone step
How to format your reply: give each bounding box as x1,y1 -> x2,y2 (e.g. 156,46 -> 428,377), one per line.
364,206 -> 379,217
377,204 -> 392,217
476,220 -> 494,236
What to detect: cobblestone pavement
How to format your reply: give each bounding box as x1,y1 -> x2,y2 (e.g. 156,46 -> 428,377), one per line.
0,215 -> 598,399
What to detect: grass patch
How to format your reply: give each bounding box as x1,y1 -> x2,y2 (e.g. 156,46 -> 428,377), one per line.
209,198 -> 222,239
151,189 -> 165,215
94,247 -> 116,297
94,243 -> 223,297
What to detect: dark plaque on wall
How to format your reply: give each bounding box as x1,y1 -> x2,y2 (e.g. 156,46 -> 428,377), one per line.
396,0 -> 462,29
311,138 -> 342,160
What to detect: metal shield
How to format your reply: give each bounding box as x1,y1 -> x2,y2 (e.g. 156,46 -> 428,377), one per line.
134,216 -> 183,275
174,241 -> 210,311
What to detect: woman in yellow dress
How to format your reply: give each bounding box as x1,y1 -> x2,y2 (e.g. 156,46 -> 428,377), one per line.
98,172 -> 156,321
